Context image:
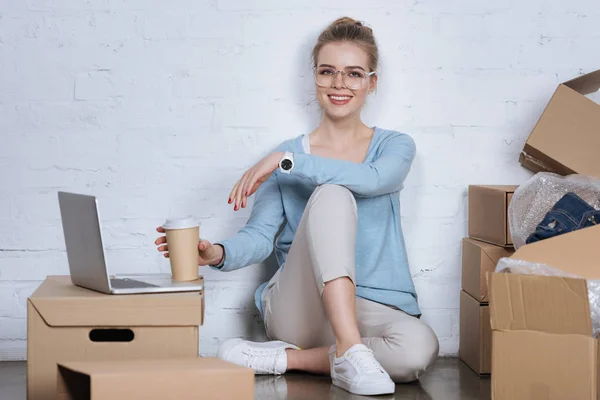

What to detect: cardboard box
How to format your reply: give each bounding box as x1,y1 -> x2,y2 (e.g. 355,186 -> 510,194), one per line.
27,276 -> 204,400
56,358 -> 254,400
519,69 -> 600,178
489,224 -> 600,400
459,290 -> 491,375
462,238 -> 515,302
468,185 -> 518,247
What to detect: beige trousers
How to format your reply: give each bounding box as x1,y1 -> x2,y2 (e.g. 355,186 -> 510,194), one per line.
262,184 -> 439,383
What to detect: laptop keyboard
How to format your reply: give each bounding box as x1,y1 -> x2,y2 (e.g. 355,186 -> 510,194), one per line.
110,278 -> 159,289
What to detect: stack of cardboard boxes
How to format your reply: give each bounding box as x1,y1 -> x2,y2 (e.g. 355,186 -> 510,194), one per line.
27,276 -> 254,400
470,69 -> 600,399
486,70 -> 600,399
459,185 -> 516,375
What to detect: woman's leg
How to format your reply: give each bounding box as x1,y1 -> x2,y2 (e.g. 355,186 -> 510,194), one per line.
220,184 -> 402,394
264,184 -> 396,395
286,346 -> 330,374
284,277 -> 362,374
264,184 -> 361,363
218,184 -> 360,376
356,297 -> 440,382
286,296 -> 441,382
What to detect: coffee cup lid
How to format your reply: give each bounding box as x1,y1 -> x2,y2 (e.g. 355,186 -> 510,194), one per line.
162,217 -> 200,230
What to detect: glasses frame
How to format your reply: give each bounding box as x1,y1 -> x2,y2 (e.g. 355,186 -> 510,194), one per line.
314,67 -> 377,90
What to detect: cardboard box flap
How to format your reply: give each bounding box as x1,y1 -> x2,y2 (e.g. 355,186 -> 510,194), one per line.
489,273 -> 592,335
510,225 -> 600,280
58,358 -> 244,376
563,69 -> 600,95
473,185 -> 518,192
29,276 -> 203,327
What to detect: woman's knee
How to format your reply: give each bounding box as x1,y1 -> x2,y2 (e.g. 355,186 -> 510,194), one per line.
308,184 -> 356,214
382,321 -> 440,383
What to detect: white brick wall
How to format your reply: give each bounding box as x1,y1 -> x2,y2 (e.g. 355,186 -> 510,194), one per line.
1,0 -> 600,360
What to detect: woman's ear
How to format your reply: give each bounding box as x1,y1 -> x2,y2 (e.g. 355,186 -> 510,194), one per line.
369,73 -> 379,94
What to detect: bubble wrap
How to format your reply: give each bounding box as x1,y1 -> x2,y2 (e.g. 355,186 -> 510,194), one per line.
508,172 -> 600,249
496,257 -> 600,337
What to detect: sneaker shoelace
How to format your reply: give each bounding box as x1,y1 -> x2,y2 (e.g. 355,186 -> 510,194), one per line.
348,348 -> 386,374
243,348 -> 282,374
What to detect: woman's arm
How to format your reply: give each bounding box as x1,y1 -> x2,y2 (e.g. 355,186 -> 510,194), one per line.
214,173 -> 285,272
291,133 -> 416,197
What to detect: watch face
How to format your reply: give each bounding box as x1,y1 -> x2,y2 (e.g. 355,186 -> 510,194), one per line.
281,159 -> 293,171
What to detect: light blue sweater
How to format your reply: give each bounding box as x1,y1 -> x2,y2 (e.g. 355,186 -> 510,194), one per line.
216,127 -> 420,318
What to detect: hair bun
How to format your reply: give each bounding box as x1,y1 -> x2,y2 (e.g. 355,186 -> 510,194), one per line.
331,17 -> 363,27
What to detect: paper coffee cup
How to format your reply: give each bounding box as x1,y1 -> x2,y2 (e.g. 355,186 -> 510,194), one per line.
162,217 -> 200,282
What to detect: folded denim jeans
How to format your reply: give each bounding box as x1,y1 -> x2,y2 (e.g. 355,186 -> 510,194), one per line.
526,192 -> 600,244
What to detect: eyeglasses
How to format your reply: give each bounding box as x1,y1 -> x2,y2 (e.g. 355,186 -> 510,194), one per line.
314,67 -> 376,90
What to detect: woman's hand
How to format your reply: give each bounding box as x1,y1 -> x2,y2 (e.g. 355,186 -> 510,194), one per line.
155,227 -> 224,266
228,151 -> 284,210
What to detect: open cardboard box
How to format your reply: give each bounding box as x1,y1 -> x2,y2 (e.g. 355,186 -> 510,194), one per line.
56,358 -> 254,400
519,69 -> 600,178
27,276 -> 204,400
489,224 -> 600,400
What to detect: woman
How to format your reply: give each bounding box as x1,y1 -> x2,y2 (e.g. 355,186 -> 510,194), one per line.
156,17 -> 439,396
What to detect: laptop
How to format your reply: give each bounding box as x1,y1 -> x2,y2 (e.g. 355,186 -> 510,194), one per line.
57,191 -> 204,294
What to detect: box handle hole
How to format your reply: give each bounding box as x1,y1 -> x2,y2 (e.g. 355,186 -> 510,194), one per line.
89,328 -> 134,342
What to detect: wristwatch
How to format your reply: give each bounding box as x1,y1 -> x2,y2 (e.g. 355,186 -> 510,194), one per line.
279,151 -> 294,174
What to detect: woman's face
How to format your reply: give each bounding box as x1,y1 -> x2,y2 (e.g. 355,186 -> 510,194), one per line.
315,41 -> 377,120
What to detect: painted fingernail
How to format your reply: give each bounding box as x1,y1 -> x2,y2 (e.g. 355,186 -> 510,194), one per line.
228,198 -> 232,204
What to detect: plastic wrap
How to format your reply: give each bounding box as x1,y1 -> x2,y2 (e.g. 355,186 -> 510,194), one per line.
496,257 -> 600,337
508,172 -> 600,249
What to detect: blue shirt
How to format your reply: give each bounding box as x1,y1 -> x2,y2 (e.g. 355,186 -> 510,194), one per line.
216,127 -> 420,318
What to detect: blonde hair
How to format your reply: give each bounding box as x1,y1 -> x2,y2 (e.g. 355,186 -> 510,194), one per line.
311,17 -> 379,72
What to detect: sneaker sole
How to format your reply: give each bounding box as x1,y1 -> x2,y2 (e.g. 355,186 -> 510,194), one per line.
332,376 -> 395,396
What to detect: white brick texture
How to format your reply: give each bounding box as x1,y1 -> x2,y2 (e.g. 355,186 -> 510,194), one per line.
2,0 -> 600,360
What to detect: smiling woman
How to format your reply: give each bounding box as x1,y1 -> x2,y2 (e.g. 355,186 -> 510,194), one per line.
310,18 -> 379,120
156,16 -> 439,397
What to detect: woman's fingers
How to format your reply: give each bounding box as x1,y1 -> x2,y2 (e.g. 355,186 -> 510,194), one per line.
198,239 -> 211,252
230,171 -> 251,210
235,174 -> 249,210
245,173 -> 261,199
248,181 -> 262,197
242,173 -> 253,198
229,180 -> 240,205
241,174 -> 256,208
163,253 -> 169,258
155,228 -> 167,252
247,173 -> 269,197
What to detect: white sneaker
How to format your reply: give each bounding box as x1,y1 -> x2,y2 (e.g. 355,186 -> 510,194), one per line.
330,344 -> 395,396
216,338 -> 299,375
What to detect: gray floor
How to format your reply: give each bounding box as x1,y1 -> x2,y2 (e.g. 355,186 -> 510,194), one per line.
0,358 -> 490,399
